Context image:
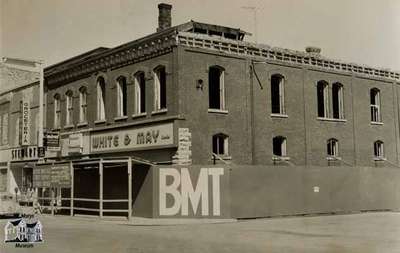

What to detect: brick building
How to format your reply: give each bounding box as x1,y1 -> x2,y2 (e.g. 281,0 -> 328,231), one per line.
0,62 -> 40,197
41,3 -> 400,218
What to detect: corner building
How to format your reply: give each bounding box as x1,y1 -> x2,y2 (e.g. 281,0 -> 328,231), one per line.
42,4 -> 400,218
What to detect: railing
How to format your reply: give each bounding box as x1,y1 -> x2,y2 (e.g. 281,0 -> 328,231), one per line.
35,196 -> 129,217
177,32 -> 400,81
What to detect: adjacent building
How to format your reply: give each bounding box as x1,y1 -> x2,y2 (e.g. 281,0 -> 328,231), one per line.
0,62 -> 40,198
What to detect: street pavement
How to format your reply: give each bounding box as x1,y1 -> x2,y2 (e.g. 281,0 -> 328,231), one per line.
1,212 -> 400,253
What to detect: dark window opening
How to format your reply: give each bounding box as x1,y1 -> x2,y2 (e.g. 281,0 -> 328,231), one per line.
224,33 -> 237,40
117,76 -> 128,116
209,66 -> 224,109
138,72 -> 146,113
327,138 -> 338,157
273,136 -> 286,156
317,81 -> 328,117
209,30 -> 223,36
332,83 -> 343,119
370,88 -> 380,122
212,134 -> 228,156
271,74 -> 284,114
374,141 -> 384,157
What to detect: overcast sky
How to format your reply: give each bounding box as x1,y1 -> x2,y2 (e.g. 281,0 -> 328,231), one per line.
1,0 -> 400,71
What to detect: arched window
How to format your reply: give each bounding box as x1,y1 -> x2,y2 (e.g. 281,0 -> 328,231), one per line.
79,86 -> 87,123
65,90 -> 73,125
327,138 -> 339,157
53,93 -> 61,129
271,74 -> 285,114
96,77 -> 106,120
212,133 -> 229,156
370,88 -> 381,122
134,72 -> 146,115
332,83 -> 344,119
154,66 -> 167,110
208,66 -> 225,110
317,80 -> 329,118
374,140 -> 384,158
117,76 -> 127,117
273,136 -> 287,157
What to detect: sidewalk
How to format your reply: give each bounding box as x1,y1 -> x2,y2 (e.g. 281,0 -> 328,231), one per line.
37,213 -> 237,226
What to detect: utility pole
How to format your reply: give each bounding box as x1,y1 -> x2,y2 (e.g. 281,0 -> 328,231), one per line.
242,6 -> 258,43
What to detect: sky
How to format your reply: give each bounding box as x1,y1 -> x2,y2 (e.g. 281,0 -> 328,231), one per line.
1,0 -> 400,71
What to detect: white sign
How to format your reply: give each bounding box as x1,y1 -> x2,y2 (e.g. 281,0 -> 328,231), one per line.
90,123 -> 174,152
159,167 -> 224,216
21,100 -> 30,146
68,133 -> 83,154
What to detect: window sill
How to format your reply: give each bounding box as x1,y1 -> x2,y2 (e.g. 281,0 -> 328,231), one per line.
211,155 -> 232,160
94,119 -> 106,124
326,156 -> 341,161
132,112 -> 147,119
271,114 -> 288,118
114,116 -> 128,121
272,156 -> 290,161
64,124 -> 74,130
317,117 -> 347,123
373,157 -> 386,161
371,121 -> 383,125
152,109 -> 168,115
208,109 -> 228,114
77,122 -> 88,127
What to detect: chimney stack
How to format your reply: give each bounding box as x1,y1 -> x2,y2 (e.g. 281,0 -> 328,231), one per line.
157,3 -> 172,32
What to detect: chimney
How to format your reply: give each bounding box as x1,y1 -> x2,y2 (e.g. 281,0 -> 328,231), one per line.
157,3 -> 172,32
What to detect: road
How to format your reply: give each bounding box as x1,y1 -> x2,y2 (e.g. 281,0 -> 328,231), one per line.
1,212 -> 400,253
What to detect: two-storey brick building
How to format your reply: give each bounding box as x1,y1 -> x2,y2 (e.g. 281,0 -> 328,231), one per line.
40,3 -> 400,218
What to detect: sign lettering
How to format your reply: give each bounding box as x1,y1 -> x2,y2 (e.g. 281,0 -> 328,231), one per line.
159,168 -> 224,216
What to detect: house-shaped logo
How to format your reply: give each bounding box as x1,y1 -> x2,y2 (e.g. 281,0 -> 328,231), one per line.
4,219 -> 43,243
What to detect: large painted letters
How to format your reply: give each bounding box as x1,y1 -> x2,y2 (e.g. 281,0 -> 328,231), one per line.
159,168 -> 224,216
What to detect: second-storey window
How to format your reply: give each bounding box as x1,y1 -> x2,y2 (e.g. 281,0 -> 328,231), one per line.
134,72 -> 146,114
117,76 -> 127,117
209,66 -> 225,110
317,80 -> 329,118
271,74 -> 285,114
79,86 -> 87,123
54,94 -> 61,129
65,90 -> 73,125
97,77 -> 106,120
370,88 -> 381,122
332,83 -> 344,119
154,66 -> 167,111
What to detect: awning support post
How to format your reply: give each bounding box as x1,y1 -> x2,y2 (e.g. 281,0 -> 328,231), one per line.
99,159 -> 103,218
128,157 -> 132,221
70,161 -> 74,216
